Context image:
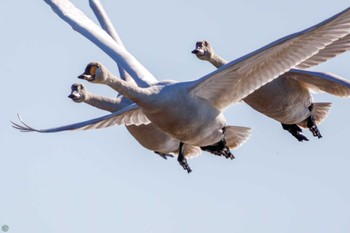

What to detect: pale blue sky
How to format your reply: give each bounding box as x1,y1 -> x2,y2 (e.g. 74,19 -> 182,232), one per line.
1,1 -> 350,233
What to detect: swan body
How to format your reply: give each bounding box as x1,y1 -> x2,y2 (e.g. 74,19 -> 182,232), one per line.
193,40 -> 350,141
77,64 -> 252,149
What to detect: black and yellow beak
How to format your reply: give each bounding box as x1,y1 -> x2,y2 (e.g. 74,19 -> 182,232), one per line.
78,64 -> 98,81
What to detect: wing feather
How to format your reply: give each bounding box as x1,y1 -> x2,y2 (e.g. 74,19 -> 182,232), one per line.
287,69 -> 350,97
44,0 -> 157,86
297,34 -> 350,69
11,104 -> 150,133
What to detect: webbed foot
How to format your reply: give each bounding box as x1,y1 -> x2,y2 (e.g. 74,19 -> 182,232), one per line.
154,151 -> 174,160
281,123 -> 309,142
306,115 -> 322,139
309,125 -> 322,138
177,142 -> 192,173
201,138 -> 235,159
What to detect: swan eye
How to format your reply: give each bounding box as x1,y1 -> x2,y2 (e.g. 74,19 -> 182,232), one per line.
90,65 -> 97,76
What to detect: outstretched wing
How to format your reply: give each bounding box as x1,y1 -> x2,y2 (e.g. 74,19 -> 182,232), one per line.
297,34 -> 350,69
44,0 -> 157,87
288,69 -> 350,97
12,104 -> 150,133
89,0 -> 137,86
189,7 -> 350,110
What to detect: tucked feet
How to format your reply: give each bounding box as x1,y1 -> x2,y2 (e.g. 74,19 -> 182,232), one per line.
154,151 -> 174,160
281,123 -> 309,142
200,138 -> 235,159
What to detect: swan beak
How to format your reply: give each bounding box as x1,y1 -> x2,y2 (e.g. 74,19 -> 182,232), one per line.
191,49 -> 199,54
78,73 -> 95,81
68,91 -> 81,100
191,48 -> 206,56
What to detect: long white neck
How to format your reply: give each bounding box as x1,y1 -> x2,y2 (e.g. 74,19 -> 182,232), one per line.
83,92 -> 125,113
208,54 -> 227,68
102,70 -> 149,104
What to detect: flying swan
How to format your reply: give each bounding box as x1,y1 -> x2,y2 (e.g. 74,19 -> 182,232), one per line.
192,40 -> 350,141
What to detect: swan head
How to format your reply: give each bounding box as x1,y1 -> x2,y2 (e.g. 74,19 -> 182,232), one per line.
78,62 -> 105,83
68,83 -> 87,103
191,40 -> 213,61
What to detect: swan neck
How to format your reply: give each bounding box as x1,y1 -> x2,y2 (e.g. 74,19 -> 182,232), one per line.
84,92 -> 123,112
210,54 -> 227,68
105,72 -> 147,102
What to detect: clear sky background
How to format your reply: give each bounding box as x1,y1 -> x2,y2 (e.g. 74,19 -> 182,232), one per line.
1,1 -> 350,233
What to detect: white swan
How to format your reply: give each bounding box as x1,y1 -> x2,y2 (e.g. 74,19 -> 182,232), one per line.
17,0 -> 350,170
192,40 -> 350,141
76,63 -> 252,150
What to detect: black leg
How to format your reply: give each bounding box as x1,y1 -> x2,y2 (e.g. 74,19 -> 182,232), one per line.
306,116 -> 322,138
154,151 -> 174,160
281,123 -> 309,142
307,104 -> 322,138
200,138 -> 235,159
177,142 -> 192,173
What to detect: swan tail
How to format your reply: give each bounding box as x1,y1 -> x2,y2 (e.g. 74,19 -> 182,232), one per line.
224,126 -> 252,150
312,102 -> 332,125
299,102 -> 332,128
183,145 -> 202,159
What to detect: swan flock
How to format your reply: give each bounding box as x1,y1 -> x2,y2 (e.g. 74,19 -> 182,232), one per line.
12,0 -> 350,173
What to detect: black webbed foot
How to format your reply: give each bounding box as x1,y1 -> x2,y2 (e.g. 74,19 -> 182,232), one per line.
201,138 -> 235,159
154,151 -> 174,160
307,116 -> 322,138
281,123 -> 309,142
178,159 -> 192,173
177,142 -> 192,173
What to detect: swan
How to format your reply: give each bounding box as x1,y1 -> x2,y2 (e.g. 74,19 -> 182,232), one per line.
17,0 -> 350,169
192,40 -> 350,141
76,63 -> 252,150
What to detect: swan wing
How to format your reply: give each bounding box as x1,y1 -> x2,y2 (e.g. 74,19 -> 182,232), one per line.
44,0 -> 157,86
288,69 -> 350,97
297,34 -> 350,69
190,7 -> 350,110
89,0 -> 124,47
11,104 -> 150,133
89,0 -> 132,84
